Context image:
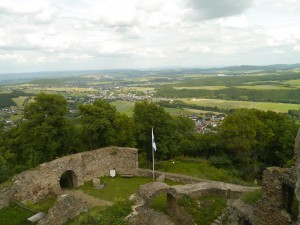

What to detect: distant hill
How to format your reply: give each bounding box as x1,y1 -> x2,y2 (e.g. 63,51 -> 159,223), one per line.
0,63 -> 300,84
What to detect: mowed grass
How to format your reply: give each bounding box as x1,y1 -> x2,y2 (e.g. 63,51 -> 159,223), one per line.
110,101 -> 135,116
12,96 -> 29,107
182,98 -> 300,113
174,86 -> 227,90
79,176 -> 152,201
0,203 -> 33,225
156,158 -> 251,185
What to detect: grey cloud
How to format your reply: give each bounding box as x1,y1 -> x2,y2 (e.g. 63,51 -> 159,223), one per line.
186,0 -> 255,20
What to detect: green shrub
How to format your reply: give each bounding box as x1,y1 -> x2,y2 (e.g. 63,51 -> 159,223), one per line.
210,155 -> 233,168
241,189 -> 262,205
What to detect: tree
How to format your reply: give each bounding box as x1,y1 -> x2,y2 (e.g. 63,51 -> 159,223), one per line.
133,100 -> 195,161
79,100 -> 117,149
114,113 -> 136,147
217,108 -> 298,178
0,122 -> 14,182
16,93 -> 76,166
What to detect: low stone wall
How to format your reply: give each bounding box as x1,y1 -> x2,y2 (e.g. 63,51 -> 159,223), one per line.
37,194 -> 88,225
223,199 -> 255,225
3,147 -> 138,204
0,185 -> 14,208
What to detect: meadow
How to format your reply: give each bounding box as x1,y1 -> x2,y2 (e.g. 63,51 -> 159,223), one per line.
182,98 -> 300,113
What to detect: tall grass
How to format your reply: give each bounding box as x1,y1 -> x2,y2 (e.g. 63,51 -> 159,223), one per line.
156,157 -> 252,185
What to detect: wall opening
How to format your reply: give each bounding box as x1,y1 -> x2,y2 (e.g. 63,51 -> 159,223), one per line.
150,193 -> 168,214
243,220 -> 252,225
282,183 -> 299,222
60,170 -> 78,189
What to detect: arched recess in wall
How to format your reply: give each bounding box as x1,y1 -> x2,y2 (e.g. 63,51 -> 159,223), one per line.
59,170 -> 78,189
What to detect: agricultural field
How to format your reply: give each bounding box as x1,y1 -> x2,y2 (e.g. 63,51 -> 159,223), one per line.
12,96 -> 30,107
174,86 -> 227,90
183,98 -> 300,113
110,101 -> 135,116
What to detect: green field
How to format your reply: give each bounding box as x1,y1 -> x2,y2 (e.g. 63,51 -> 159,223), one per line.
283,79 -> 300,86
110,101 -> 135,116
123,87 -> 155,91
174,86 -> 227,90
12,96 -> 29,107
111,101 -> 222,116
183,98 -> 300,113
235,85 -> 295,90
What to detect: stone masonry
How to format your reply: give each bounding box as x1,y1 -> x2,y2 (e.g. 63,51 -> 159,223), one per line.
37,194 -> 88,225
0,147 -> 138,205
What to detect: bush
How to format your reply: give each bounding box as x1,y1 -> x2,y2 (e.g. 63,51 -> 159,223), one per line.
209,155 -> 232,168
241,189 -> 262,205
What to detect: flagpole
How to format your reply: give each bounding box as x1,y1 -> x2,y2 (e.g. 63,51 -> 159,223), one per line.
152,143 -> 155,181
152,127 -> 156,181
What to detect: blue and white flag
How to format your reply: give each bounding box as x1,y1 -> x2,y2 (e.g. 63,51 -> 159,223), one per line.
152,127 -> 156,151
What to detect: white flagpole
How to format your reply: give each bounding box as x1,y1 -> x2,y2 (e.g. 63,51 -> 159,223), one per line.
152,127 -> 156,181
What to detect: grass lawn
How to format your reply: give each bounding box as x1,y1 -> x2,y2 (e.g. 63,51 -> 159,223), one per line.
0,203 -> 33,225
156,158 -> 252,185
66,201 -> 132,225
79,176 -> 153,201
27,194 -> 57,213
182,98 -> 300,113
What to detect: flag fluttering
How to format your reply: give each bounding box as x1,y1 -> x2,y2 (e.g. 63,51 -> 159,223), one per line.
152,127 -> 156,151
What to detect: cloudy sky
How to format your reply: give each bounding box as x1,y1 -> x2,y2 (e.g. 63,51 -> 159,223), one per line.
0,0 -> 300,73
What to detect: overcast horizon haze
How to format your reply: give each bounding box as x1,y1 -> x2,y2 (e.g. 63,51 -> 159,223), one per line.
1,0 -> 300,74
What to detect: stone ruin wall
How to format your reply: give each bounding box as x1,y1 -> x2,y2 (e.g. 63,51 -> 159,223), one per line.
253,167 -> 297,225
3,147 -> 138,204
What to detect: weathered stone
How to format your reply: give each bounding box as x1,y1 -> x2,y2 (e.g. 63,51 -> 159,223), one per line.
37,194 -> 88,225
156,174 -> 165,182
0,185 -> 14,209
295,128 -> 300,163
92,178 -> 101,187
7,147 -> 138,203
